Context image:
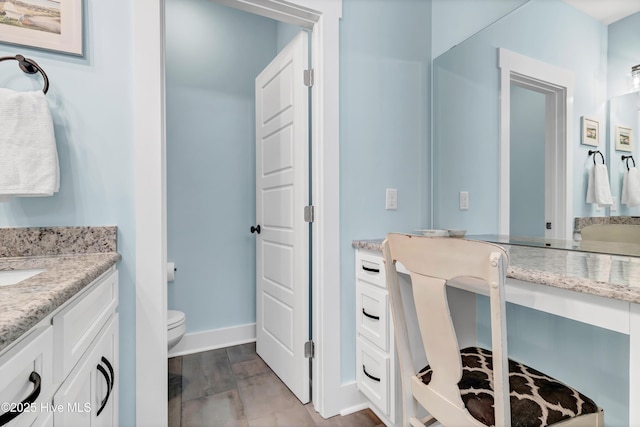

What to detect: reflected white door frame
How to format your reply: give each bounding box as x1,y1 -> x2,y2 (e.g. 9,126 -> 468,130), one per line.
498,48 -> 575,240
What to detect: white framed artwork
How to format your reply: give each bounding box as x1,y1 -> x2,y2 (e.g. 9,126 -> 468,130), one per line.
615,125 -> 633,152
0,0 -> 83,55
581,116 -> 599,147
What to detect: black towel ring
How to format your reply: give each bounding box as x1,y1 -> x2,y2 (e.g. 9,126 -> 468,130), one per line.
622,155 -> 636,171
0,54 -> 49,94
588,150 -> 605,165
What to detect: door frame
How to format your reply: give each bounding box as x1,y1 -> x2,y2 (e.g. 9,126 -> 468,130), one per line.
133,1 -> 343,425
498,48 -> 574,240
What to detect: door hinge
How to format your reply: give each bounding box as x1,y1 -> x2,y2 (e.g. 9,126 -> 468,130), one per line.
304,69 -> 314,87
304,340 -> 315,358
304,205 -> 314,223
546,222 -> 552,230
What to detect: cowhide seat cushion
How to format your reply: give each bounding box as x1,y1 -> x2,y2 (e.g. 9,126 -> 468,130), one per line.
418,347 -> 599,427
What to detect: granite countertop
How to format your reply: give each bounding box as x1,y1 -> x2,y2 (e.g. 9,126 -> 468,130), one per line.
0,227 -> 121,354
353,238 -> 640,304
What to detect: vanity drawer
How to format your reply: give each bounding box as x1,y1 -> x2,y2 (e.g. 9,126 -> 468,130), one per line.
0,326 -> 53,427
356,251 -> 386,289
53,268 -> 118,382
356,280 -> 389,351
356,337 -> 390,415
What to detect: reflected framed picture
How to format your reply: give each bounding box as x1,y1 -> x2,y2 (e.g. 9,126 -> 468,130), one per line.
615,125 -> 633,152
581,117 -> 599,147
0,0 -> 83,55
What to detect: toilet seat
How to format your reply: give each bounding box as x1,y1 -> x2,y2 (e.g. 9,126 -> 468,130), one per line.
168,310 -> 186,350
168,310 -> 185,329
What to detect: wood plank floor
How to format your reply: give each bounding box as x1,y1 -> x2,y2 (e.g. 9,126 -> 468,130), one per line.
169,342 -> 384,426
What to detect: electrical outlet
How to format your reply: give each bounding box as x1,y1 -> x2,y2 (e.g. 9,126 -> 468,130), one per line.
611,196 -> 618,212
459,191 -> 469,210
386,188 -> 397,210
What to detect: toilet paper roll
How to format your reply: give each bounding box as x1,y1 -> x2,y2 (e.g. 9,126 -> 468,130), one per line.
167,262 -> 176,282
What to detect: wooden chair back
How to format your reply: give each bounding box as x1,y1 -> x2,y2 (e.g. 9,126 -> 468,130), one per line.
382,233 -> 510,426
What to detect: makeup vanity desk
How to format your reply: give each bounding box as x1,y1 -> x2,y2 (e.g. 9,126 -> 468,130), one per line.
353,235 -> 640,426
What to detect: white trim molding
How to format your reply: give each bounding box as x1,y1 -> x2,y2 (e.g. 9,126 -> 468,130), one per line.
498,48 -> 574,240
134,0 -> 343,424
168,324 -> 256,358
337,381 -> 368,416
134,1 -> 167,426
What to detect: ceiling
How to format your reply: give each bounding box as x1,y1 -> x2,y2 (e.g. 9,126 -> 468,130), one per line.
562,0 -> 640,24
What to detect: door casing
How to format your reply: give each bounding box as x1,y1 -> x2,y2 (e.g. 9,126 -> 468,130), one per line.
133,1 -> 344,425
498,48 -> 574,240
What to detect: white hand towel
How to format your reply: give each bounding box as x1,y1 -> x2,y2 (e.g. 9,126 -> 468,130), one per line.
586,163 -> 613,206
0,88 -> 59,198
622,167 -> 640,207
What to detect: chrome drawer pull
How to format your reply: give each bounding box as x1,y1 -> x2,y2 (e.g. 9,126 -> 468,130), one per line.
363,365 -> 381,382
362,308 -> 380,320
0,371 -> 41,426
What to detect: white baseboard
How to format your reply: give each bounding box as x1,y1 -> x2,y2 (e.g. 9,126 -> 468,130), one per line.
338,381 -> 367,416
168,323 -> 256,357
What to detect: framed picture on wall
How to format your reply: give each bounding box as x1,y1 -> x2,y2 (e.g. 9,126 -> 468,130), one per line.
581,117 -> 600,147
615,125 -> 633,152
0,0 -> 83,55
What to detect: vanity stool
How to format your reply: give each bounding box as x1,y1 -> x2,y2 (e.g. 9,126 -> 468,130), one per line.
382,233 -> 604,427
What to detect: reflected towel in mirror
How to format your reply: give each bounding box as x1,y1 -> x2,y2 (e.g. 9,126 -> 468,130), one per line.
621,167 -> 640,207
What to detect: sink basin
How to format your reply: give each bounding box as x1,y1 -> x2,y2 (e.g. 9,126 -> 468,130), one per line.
0,269 -> 46,287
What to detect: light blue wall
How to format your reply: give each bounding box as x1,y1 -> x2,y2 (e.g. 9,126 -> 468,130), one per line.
432,0 -> 607,234
510,85 -> 546,237
0,1 -> 136,424
340,0 -> 431,381
277,21 -> 303,52
431,0 -> 528,58
165,0 -> 283,333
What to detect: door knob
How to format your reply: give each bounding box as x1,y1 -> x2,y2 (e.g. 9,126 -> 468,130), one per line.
250,225 -> 261,234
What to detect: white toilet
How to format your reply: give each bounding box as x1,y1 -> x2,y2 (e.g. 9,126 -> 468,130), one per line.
167,310 -> 186,350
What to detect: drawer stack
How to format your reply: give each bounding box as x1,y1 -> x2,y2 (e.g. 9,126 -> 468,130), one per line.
354,250 -> 398,426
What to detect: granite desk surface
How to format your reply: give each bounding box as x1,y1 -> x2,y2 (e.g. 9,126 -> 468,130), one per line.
353,237 -> 640,305
0,227 -> 121,354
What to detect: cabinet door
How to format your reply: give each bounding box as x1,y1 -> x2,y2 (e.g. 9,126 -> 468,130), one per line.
32,412 -> 54,427
53,269 -> 118,383
53,315 -> 118,427
0,327 -> 53,427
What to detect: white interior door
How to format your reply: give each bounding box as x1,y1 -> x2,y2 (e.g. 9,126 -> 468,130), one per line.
255,31 -> 310,403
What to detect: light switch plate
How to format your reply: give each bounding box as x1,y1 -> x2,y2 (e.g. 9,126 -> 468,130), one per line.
386,188 -> 397,210
459,191 -> 469,210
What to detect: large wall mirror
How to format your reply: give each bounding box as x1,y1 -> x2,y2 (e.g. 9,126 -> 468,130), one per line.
432,0 -> 640,242
608,92 -> 640,216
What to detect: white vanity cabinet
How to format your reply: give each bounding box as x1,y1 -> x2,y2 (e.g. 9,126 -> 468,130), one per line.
354,250 -> 400,427
52,267 -> 119,427
52,315 -> 118,427
0,267 -> 119,427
